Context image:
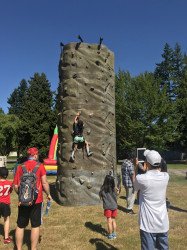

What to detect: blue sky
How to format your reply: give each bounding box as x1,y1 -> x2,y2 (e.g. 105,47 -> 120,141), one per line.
1,0 -> 187,113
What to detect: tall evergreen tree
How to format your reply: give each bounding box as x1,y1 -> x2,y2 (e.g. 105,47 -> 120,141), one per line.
115,70 -> 132,158
0,108 -> 4,114
7,79 -> 28,116
20,73 -> 57,157
154,43 -> 184,100
176,54 -> 187,150
155,43 -> 186,150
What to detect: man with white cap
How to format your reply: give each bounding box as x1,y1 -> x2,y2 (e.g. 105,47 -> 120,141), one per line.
134,150 -> 169,250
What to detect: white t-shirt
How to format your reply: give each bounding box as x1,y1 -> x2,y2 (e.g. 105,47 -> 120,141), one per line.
134,169 -> 169,233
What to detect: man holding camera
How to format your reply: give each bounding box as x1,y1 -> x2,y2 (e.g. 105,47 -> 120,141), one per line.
134,150 -> 169,250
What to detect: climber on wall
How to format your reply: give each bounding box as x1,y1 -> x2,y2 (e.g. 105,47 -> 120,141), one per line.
70,112 -> 93,162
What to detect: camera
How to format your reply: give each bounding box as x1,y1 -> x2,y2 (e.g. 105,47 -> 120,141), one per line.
136,148 -> 146,163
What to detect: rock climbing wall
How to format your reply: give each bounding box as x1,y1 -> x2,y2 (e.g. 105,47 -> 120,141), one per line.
56,42 -> 116,206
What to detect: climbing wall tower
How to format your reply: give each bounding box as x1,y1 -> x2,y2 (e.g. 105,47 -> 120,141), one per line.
56,42 -> 116,206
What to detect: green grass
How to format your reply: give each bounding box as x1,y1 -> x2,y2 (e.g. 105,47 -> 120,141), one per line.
1,169 -> 187,250
168,164 -> 187,170
169,173 -> 187,184
7,163 -> 16,170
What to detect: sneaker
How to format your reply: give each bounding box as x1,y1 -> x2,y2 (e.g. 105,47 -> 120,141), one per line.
112,232 -> 117,239
107,234 -> 114,240
126,209 -> 136,215
70,155 -> 75,162
87,151 -> 93,157
4,237 -> 12,244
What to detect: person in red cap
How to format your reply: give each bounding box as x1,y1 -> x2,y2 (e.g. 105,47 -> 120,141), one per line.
14,147 -> 51,250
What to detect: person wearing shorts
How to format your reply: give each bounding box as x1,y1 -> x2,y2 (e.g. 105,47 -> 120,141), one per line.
0,167 -> 13,245
14,147 -> 51,250
70,112 -> 93,161
99,173 -> 119,240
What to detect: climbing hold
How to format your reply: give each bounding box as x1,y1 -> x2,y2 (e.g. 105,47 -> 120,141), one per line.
72,173 -> 75,178
79,178 -> 85,184
87,183 -> 92,189
90,87 -> 94,91
87,130 -> 91,135
102,151 -> 106,156
95,61 -> 100,66
73,74 -> 77,79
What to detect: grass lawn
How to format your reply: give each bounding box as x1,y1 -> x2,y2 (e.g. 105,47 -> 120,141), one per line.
1,169 -> 187,250
168,164 -> 187,170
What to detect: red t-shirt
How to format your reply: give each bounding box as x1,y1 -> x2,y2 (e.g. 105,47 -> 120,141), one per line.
0,179 -> 13,204
13,160 -> 46,204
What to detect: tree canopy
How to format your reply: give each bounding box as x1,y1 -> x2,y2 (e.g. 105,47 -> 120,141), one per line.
0,113 -> 21,155
115,70 -> 180,158
7,73 -> 57,158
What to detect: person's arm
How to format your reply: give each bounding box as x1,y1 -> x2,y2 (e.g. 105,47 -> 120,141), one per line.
41,175 -> 51,200
13,165 -> 21,194
129,163 -> 135,184
99,187 -> 103,200
74,112 -> 80,124
130,171 -> 135,184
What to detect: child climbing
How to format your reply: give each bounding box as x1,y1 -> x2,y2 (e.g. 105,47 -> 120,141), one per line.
99,173 -> 119,240
70,112 -> 93,162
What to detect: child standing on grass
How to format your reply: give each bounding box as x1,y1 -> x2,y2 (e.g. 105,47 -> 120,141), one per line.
99,173 -> 118,240
0,167 -> 13,245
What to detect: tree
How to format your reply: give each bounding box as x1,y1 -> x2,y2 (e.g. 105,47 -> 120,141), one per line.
155,43 -> 187,150
176,54 -> 187,149
0,113 -> 21,155
154,43 -> 184,100
7,79 -> 28,116
19,73 -> 57,157
115,70 -> 180,158
115,70 -> 132,159
0,108 -> 4,114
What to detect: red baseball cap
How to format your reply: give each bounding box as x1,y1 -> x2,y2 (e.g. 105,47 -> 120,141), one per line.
27,147 -> 39,156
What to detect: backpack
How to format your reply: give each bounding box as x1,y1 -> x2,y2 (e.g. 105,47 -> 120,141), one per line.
18,162 -> 40,206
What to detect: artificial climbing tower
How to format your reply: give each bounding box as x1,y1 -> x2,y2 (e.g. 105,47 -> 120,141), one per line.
56,41 -> 116,206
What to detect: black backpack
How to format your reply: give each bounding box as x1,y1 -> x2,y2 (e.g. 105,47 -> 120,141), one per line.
18,162 -> 40,206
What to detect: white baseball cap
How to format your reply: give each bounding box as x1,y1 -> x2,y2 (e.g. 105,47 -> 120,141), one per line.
144,150 -> 161,167
144,149 -> 150,157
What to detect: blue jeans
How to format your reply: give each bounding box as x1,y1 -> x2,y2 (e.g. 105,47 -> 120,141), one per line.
140,229 -> 169,250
